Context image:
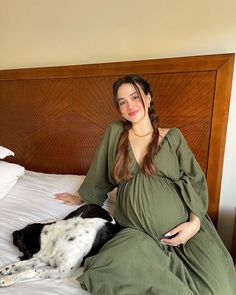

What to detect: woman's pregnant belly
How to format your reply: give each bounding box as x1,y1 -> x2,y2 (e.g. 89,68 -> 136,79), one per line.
115,175 -> 189,239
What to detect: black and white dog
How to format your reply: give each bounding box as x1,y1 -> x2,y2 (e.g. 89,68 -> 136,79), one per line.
0,204 -> 120,287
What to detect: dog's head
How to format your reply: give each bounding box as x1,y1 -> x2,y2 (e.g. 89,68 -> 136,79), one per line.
12,223 -> 46,260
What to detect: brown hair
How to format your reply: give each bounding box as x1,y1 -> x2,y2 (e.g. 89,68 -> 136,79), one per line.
112,75 -> 160,182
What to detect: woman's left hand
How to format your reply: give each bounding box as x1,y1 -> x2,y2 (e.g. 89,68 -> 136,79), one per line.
160,212 -> 201,247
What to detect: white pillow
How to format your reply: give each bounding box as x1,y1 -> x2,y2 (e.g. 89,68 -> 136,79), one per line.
0,146 -> 14,159
25,170 -> 85,197
0,161 -> 25,199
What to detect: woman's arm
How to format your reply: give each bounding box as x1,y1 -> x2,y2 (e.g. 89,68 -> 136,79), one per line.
54,122 -> 122,206
174,129 -> 209,220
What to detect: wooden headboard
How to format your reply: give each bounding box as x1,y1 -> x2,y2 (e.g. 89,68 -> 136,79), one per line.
0,53 -> 234,224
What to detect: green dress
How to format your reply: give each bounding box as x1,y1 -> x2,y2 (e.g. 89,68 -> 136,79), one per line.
78,121 -> 236,295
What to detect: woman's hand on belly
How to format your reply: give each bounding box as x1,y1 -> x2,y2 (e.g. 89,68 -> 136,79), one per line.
160,212 -> 201,247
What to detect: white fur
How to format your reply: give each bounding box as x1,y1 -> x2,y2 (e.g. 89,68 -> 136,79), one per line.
0,216 -> 107,287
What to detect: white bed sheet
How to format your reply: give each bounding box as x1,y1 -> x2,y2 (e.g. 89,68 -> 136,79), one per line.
0,170 -> 115,294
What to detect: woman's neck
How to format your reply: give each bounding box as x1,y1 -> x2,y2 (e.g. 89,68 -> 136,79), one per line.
131,118 -> 153,137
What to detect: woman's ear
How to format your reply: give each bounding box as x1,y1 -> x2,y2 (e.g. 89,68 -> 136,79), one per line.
146,93 -> 152,106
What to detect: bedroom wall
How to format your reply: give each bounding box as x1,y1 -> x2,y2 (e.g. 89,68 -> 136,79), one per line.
0,0 -> 236,251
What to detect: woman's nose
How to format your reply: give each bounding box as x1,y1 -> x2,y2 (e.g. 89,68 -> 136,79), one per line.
127,100 -> 135,109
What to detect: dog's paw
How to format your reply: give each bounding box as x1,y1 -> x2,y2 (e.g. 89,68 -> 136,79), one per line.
0,270 -> 5,277
0,276 -> 14,287
0,268 -> 12,276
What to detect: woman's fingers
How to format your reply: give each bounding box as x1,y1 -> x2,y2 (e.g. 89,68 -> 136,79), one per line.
160,233 -> 183,246
164,225 -> 182,237
160,233 -> 185,246
54,192 -> 69,199
54,193 -> 80,204
160,222 -> 195,246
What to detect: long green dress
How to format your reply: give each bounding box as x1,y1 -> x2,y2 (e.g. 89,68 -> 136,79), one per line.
78,121 -> 236,295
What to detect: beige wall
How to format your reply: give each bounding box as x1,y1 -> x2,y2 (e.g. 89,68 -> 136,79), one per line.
0,0 -> 236,250
1,0 -> 235,69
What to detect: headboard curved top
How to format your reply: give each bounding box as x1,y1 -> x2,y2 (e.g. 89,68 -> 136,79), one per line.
0,53 -> 234,224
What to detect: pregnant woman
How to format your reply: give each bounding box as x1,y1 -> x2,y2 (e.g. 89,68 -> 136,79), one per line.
56,75 -> 236,295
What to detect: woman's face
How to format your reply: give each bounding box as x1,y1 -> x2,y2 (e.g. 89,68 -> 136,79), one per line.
117,83 -> 150,123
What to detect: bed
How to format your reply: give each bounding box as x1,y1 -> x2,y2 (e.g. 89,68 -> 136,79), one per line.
0,53 -> 234,293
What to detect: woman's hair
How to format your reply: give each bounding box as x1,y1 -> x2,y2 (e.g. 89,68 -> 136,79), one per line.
112,75 -> 160,182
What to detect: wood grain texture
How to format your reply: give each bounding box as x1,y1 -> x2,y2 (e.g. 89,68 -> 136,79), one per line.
0,53 -> 234,224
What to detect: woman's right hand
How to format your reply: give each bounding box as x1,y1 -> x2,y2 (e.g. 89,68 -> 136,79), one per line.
54,192 -> 83,205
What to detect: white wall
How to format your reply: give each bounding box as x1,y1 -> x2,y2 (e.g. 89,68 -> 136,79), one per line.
0,0 -> 236,250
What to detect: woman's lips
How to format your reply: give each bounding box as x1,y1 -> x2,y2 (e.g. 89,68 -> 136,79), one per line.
128,110 -> 139,116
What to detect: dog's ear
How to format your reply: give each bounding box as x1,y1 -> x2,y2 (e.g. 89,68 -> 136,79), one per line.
12,223 -> 46,261
12,229 -> 35,260
19,252 -> 32,261
12,230 -> 23,247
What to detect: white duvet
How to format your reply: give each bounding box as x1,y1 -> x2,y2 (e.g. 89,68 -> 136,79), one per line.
0,170 -> 116,294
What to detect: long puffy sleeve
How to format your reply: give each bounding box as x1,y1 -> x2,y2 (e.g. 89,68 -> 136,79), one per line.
78,121 -> 123,206
173,129 -> 209,220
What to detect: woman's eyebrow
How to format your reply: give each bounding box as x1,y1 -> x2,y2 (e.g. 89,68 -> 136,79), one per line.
117,97 -> 125,102
129,91 -> 138,96
117,91 -> 138,101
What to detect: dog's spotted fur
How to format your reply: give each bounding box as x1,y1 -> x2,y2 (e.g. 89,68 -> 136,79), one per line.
0,204 -> 120,287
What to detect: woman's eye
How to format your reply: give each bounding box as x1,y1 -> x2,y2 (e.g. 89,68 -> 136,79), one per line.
118,101 -> 125,106
132,95 -> 139,100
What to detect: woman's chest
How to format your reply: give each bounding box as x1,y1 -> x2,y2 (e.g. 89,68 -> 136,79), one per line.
129,134 -> 153,166
128,142 -> 180,181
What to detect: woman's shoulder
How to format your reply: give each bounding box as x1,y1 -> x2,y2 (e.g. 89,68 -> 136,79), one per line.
158,128 -> 170,138
159,127 -> 186,149
159,127 -> 182,138
102,121 -> 124,142
106,120 -> 124,134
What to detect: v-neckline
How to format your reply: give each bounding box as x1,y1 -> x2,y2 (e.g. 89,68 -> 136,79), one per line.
129,128 -> 173,168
